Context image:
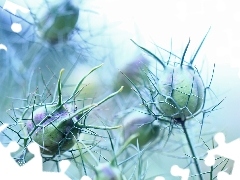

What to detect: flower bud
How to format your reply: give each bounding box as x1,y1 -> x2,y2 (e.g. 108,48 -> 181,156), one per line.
38,1 -> 79,44
26,104 -> 78,155
122,111 -> 161,147
158,65 -> 205,120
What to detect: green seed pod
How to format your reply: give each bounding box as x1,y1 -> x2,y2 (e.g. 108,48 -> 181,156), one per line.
122,111 -> 161,148
131,32 -> 210,121
26,104 -> 78,155
158,65 -> 205,120
25,64 -> 123,155
26,68 -> 79,155
38,1 -> 79,44
95,162 -> 126,180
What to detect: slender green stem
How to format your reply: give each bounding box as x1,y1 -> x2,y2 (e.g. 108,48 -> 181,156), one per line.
181,121 -> 203,180
210,166 -> 213,180
190,27 -> 211,65
57,69 -> 64,106
76,124 -> 122,130
111,133 -> 139,165
181,38 -> 190,67
130,39 -> 166,69
72,63 -> 103,96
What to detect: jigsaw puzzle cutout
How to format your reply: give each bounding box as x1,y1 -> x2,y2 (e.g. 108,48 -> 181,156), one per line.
0,124 -> 72,180
154,176 -> 166,180
3,0 -> 30,33
171,165 -> 190,180
154,165 -> 190,180
80,175 -> 93,180
5,120 -> 239,180
154,132 -> 240,180
204,132 -> 240,179
1,0 -> 30,51
0,44 -> 7,51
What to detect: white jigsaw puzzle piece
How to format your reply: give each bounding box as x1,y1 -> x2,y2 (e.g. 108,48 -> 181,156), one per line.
3,0 -> 30,33
0,141 -> 21,176
19,142 -> 72,180
0,44 -> 8,51
171,165 -> 189,180
204,132 -> 240,179
154,176 -> 165,180
0,123 -> 8,132
218,171 -> 237,180
153,165 -> 190,180
81,175 -> 93,180
0,124 -> 72,180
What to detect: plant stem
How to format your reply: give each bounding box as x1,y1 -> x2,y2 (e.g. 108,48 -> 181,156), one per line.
180,121 -> 203,180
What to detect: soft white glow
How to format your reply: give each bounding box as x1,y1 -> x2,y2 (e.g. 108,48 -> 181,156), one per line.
80,176 -> 92,180
3,0 -> 29,14
154,176 -> 165,180
0,44 -> 8,51
3,0 -> 29,33
11,23 -> 22,33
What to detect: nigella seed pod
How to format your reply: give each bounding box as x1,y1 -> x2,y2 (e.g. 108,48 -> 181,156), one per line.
122,111 -> 161,148
37,1 -> 79,44
26,69 -> 78,155
131,29 -> 210,122
26,105 -> 78,155
158,65 -> 205,120
25,64 -> 123,155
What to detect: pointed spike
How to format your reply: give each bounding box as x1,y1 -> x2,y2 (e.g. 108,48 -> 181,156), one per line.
57,69 -> 64,106
155,43 -> 181,60
67,86 -> 124,123
72,63 -> 103,97
111,133 -> 139,164
93,86 -> 124,107
190,27 -> 211,65
76,124 -> 122,130
167,38 -> 173,65
130,39 -> 166,69
181,38 -> 191,67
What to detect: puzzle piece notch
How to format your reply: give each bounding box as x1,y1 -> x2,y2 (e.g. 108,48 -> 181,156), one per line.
204,132 -> 240,179
19,143 -> 72,180
3,0 -> 30,33
0,141 -> 21,175
154,176 -> 165,180
0,44 -> 8,51
171,165 -> 189,180
218,171 -> 238,180
80,175 -> 93,180
153,165 -> 190,180
0,123 -> 8,132
0,124 -> 72,180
